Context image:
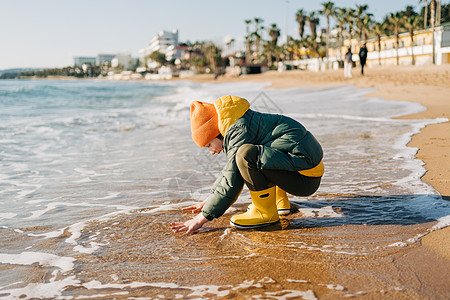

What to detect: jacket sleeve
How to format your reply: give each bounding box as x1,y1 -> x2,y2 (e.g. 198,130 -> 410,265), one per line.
201,126 -> 249,221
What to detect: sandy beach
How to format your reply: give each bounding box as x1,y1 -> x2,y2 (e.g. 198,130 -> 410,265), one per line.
185,64 -> 450,297
1,67 -> 449,299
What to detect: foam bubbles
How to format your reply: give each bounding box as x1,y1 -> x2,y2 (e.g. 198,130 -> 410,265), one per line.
0,251 -> 75,273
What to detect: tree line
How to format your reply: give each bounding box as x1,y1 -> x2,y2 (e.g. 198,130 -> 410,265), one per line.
2,1 -> 448,79
245,1 -> 449,68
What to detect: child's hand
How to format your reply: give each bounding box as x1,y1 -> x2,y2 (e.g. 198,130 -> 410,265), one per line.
171,213 -> 209,235
181,199 -> 207,214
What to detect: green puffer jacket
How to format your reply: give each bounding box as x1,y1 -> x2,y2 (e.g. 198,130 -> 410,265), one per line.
201,95 -> 323,221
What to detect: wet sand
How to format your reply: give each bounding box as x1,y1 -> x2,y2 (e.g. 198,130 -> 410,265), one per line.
183,65 -> 450,298
42,201 -> 446,299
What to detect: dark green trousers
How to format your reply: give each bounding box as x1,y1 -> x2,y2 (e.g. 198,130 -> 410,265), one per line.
235,144 -> 321,194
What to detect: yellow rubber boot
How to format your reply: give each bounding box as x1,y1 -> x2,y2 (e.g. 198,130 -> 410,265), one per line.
230,186 -> 279,229
276,187 -> 291,216
247,186 -> 291,215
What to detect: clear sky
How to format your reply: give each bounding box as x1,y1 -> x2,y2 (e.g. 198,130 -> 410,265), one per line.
0,0 -> 429,70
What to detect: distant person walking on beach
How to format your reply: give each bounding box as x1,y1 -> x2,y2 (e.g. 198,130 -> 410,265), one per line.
359,43 -> 368,75
344,47 -> 353,78
171,95 -> 324,234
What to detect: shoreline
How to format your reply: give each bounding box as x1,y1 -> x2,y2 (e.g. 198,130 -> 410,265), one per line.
19,67 -> 449,261
186,65 -> 450,260
11,67 -> 450,259
2,69 -> 449,298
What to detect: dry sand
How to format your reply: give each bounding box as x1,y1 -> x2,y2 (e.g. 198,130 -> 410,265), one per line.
185,65 -> 450,296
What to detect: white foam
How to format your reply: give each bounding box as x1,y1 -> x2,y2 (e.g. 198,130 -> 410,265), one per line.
324,284 -> 345,291
110,274 -> 119,281
0,213 -> 17,220
0,276 -> 80,299
263,289 -> 317,300
388,241 -> 408,247
97,192 -> 121,200
219,228 -> 232,241
298,206 -> 344,218
286,279 -> 310,284
0,251 -> 75,273
74,292 -> 129,299
79,276 -> 317,299
388,214 -> 450,248
288,241 -> 363,256
26,201 -> 139,220
73,242 -> 106,254
27,228 -> 65,239
431,214 -> 450,231
83,280 -> 153,290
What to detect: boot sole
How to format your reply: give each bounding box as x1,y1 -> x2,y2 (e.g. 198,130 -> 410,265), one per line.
278,209 -> 290,215
230,220 -> 280,229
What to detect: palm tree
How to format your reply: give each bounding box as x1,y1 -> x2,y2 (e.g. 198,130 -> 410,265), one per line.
355,4 -> 372,41
268,23 -> 281,46
372,22 -> 386,66
244,19 -> 252,37
436,0 -> 441,25
420,0 -> 429,28
226,38 -> 235,53
403,15 -> 421,65
431,0 -> 436,64
307,11 -> 320,38
244,19 -> 252,63
388,12 -> 403,65
262,41 -> 275,68
344,8 -> 356,51
253,18 -> 264,55
336,7 -> 347,61
319,1 -> 336,63
295,9 -> 306,39
361,14 -> 373,43
205,43 -> 222,74
251,31 -> 262,62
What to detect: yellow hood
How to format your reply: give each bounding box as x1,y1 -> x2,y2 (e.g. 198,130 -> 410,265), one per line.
213,95 -> 250,136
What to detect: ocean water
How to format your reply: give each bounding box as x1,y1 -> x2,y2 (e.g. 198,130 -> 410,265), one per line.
0,79 -> 449,299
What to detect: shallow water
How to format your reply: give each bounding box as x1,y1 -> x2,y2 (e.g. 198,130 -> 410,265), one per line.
0,79 -> 449,299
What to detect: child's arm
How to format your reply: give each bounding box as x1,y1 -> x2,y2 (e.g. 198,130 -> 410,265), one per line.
181,199 -> 208,214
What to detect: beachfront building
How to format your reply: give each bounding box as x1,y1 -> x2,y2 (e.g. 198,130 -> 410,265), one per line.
166,44 -> 189,62
96,54 -> 116,65
111,53 -> 138,70
73,56 -> 97,66
139,30 -> 179,64
328,23 -> 450,68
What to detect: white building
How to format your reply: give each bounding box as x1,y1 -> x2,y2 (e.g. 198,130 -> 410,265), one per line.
139,29 -> 179,65
97,54 -> 116,65
111,53 -> 138,70
73,56 -> 96,66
